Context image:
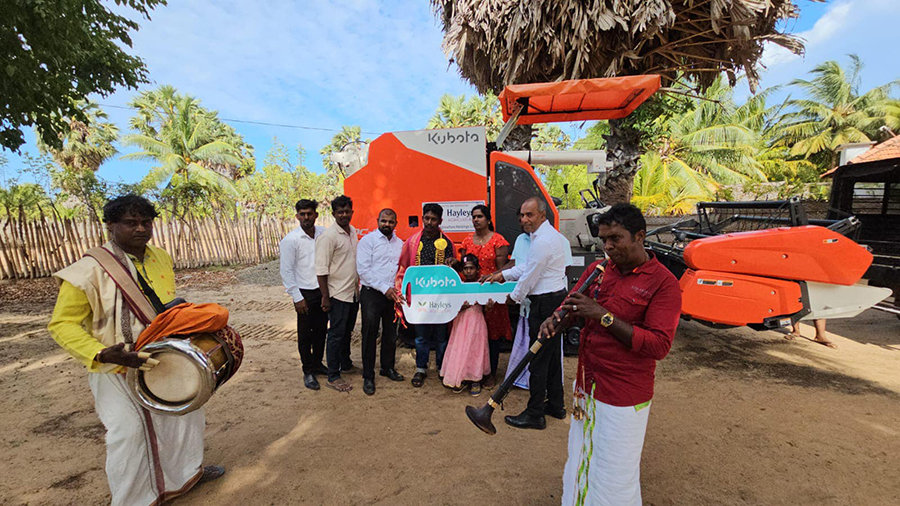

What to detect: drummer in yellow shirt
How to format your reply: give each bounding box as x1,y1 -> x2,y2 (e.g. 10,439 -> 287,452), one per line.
47,195 -> 223,506
49,244 -> 175,372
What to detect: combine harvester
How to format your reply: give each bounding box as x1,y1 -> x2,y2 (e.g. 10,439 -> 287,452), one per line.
336,75 -> 892,339
645,199 -> 892,330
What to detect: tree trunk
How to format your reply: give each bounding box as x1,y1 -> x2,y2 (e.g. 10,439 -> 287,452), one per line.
501,124 -> 533,150
598,118 -> 643,205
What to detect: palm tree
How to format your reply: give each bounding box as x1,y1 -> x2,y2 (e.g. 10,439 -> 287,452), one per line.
122,93 -> 241,215
430,0 -> 807,203
427,93 -> 504,139
127,85 -> 253,180
779,55 -> 900,169
632,152 -> 714,215
36,101 -> 118,172
34,101 -> 118,218
632,78 -> 782,213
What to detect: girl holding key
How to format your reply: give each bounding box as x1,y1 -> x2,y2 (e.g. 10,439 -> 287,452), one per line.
441,254 -> 492,395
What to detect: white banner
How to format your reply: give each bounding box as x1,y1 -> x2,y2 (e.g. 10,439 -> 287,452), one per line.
430,200 -> 484,233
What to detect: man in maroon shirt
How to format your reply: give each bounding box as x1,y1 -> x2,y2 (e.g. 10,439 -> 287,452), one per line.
540,203 -> 681,506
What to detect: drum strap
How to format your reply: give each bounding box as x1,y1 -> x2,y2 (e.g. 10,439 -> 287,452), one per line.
84,246 -> 158,325
135,271 -> 167,315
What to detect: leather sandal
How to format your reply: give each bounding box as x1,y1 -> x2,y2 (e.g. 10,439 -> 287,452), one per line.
411,372 -> 426,388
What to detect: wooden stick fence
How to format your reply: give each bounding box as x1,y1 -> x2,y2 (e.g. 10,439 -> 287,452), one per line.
0,214 -> 293,280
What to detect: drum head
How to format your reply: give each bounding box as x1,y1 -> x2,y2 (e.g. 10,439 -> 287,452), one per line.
142,352 -> 202,403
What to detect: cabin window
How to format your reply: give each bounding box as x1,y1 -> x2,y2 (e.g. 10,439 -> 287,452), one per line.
493,161 -> 555,244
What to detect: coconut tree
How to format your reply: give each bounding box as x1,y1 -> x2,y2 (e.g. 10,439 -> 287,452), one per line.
122,93 -> 241,217
128,85 -> 253,181
431,0 -> 807,203
632,151 -> 714,215
778,55 -> 900,170
427,92 -> 504,139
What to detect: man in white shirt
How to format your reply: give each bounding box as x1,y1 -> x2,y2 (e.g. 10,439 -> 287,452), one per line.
484,197 -> 570,430
356,208 -> 406,395
280,199 -> 327,390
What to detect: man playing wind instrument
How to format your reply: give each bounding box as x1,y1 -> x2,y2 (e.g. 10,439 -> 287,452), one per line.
540,204 -> 681,506
48,195 -> 224,506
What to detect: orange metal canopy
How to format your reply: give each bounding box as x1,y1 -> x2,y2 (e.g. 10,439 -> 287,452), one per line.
499,75 -> 661,124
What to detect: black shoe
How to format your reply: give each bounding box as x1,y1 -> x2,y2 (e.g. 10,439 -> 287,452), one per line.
341,363 -> 356,373
304,373 -> 320,390
504,412 -> 546,430
411,372 -> 426,388
313,364 -> 328,376
544,403 -> 567,420
379,369 -> 405,381
199,465 -> 225,483
363,378 -> 376,395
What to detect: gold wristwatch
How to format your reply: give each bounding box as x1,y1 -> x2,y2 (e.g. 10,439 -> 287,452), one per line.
600,312 -> 614,327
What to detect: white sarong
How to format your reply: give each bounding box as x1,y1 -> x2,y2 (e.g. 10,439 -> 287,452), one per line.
561,393 -> 651,506
90,373 -> 205,506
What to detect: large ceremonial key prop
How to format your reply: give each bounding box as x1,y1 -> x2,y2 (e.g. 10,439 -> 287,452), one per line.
399,265 -> 517,325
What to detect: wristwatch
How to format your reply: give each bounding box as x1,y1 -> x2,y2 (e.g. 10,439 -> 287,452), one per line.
600,312 -> 614,327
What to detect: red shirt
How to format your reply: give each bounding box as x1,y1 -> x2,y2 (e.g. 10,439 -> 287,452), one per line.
573,252 -> 681,407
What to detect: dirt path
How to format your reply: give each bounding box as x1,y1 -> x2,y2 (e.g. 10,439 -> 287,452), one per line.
1,263 -> 898,505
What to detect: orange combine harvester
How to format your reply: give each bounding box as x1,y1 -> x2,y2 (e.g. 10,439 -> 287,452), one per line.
340,75 -> 891,336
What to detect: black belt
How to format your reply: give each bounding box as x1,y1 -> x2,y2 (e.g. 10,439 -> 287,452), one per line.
528,289 -> 567,301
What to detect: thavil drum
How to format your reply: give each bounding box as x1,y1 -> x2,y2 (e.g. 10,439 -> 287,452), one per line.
127,327 -> 244,415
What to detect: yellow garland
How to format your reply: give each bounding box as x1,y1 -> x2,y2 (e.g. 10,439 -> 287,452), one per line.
434,237 -> 448,265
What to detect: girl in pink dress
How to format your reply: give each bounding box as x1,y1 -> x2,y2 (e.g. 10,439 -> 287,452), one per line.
441,254 -> 491,396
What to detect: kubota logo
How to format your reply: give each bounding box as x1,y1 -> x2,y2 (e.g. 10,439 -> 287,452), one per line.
414,276 -> 458,288
426,131 -> 480,145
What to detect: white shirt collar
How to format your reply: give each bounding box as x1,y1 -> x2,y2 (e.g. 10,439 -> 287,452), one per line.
532,219 -> 552,237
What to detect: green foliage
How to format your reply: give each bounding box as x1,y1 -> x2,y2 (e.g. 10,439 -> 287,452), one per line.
34,101 -> 118,218
531,126 -> 592,208
779,55 -> 900,169
619,92 -> 693,152
0,153 -> 54,219
572,122 -> 610,150
240,139 -> 334,218
427,93 -> 504,139
122,86 -> 250,217
632,152 -> 716,215
1,0 -> 166,152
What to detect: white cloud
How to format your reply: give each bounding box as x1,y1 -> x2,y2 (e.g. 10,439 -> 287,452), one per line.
762,2 -> 851,68
736,0 -> 900,102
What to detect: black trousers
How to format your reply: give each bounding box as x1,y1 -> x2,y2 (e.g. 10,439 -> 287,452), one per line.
359,286 -> 398,380
297,288 -> 328,375
326,298 -> 358,381
488,339 -> 501,377
525,289 -> 567,417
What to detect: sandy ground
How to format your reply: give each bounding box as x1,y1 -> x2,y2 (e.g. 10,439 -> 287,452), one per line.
1,262 -> 898,505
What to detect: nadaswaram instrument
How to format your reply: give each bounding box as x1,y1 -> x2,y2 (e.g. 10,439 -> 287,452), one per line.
466,259 -> 607,435
127,326 -> 244,415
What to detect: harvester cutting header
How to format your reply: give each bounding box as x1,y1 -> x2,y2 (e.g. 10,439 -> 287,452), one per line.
338,75 -> 891,332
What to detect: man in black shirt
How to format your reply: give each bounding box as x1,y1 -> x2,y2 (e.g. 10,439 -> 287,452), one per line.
398,203 -> 456,387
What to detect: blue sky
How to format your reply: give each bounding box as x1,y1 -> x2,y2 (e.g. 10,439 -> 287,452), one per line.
4,0 -> 899,187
